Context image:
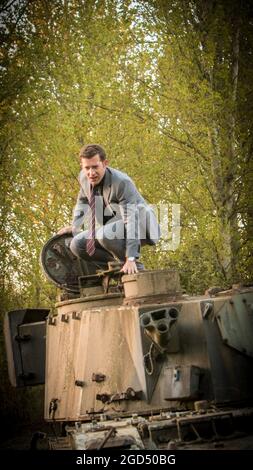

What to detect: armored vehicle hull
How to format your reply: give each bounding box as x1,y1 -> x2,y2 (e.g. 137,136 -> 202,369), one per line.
43,271 -> 253,449
4,234 -> 253,450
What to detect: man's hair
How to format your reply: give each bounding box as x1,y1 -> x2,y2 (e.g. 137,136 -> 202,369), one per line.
79,144 -> 106,161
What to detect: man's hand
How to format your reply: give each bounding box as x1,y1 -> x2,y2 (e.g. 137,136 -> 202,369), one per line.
121,259 -> 138,274
57,225 -> 73,235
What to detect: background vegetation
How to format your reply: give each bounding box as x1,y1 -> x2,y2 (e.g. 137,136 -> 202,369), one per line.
1,0 -> 252,441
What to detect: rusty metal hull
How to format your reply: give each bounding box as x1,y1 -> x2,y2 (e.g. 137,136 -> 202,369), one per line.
6,251 -> 253,449
45,288 -> 253,424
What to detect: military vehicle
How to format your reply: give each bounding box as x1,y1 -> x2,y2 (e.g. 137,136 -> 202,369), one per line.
4,233 -> 253,450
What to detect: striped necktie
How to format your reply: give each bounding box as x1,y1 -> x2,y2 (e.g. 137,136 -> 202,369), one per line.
86,186 -> 96,256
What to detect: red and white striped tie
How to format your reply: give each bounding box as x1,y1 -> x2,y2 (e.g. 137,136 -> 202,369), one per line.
86,187 -> 96,256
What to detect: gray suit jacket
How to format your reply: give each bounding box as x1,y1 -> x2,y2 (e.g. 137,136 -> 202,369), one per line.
72,167 -> 160,258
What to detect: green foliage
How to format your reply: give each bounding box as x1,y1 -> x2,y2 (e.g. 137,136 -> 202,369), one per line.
0,0 -> 253,435
0,0 -> 252,304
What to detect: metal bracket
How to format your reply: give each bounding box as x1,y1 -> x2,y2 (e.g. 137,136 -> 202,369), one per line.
96,387 -> 142,404
61,313 -> 70,323
200,301 -> 214,319
48,316 -> 57,326
92,373 -> 106,382
49,398 -> 59,418
72,310 -> 81,320
15,334 -> 31,343
75,380 -> 85,387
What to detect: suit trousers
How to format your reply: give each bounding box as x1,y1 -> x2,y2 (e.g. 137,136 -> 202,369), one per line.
70,219 -> 131,269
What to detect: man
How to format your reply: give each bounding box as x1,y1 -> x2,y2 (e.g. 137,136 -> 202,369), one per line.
59,144 -> 160,274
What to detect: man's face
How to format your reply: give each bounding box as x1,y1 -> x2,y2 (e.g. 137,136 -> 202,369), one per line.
81,154 -> 108,186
